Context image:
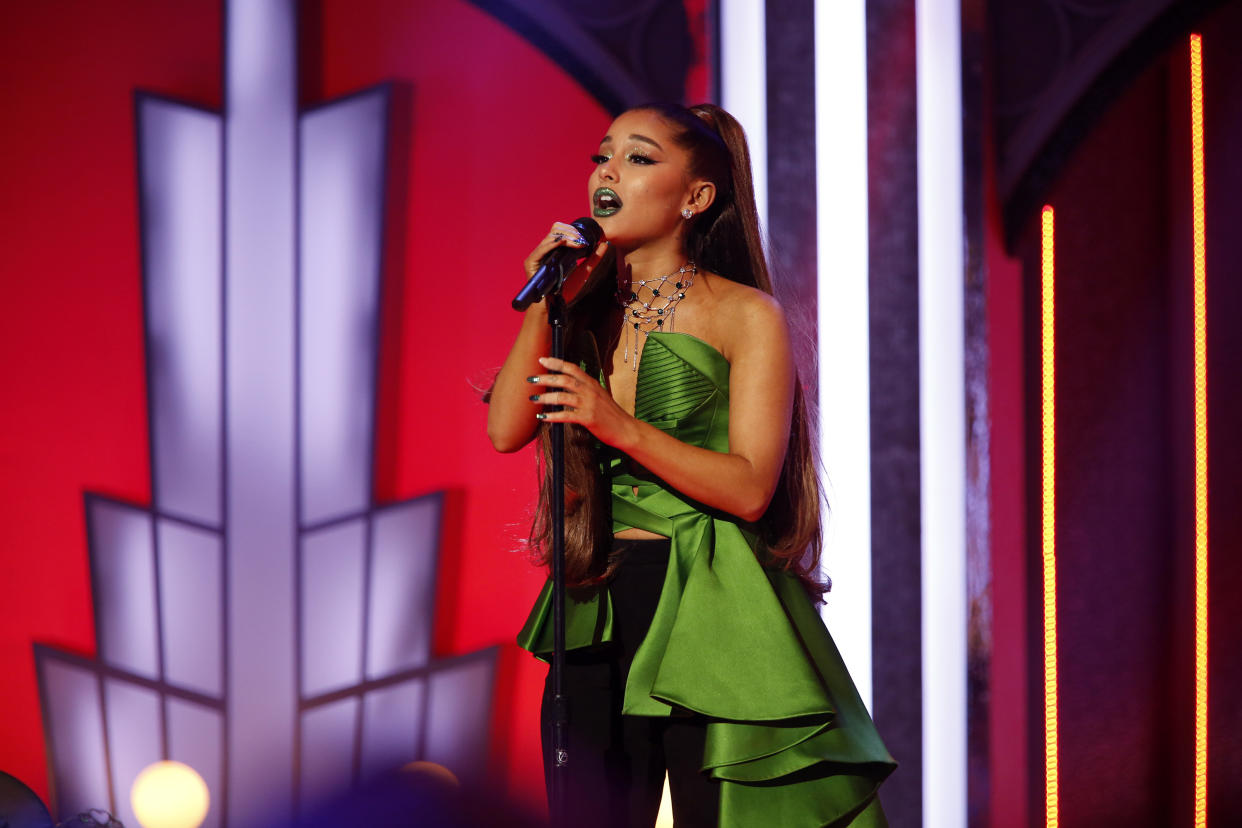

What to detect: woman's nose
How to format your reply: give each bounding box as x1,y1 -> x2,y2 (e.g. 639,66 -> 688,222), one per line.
598,158 -> 617,182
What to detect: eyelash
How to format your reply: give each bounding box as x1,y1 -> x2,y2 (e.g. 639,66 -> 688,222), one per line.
591,152 -> 655,166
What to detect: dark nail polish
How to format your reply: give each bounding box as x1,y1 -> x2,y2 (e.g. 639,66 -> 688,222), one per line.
526,376 -> 538,383
529,394 -> 540,401
535,413 -> 547,420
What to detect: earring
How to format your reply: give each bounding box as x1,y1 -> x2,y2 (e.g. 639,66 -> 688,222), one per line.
681,208 -> 693,219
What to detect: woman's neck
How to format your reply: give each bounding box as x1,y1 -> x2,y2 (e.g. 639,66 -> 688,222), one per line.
613,238 -> 691,291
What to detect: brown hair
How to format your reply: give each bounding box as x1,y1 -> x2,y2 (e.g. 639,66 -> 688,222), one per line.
528,103 -> 828,597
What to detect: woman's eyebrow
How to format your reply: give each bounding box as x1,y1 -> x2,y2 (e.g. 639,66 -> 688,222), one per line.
598,134 -> 664,151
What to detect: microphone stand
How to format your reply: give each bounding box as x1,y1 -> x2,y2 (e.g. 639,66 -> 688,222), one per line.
510,218 -> 599,827
545,289 -> 570,827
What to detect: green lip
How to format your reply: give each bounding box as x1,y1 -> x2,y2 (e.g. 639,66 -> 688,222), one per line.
592,187 -> 621,218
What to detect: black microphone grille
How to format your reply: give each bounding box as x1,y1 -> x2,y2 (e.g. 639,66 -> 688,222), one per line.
569,217 -> 603,247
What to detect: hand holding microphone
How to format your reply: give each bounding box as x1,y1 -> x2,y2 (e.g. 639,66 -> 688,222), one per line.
512,217 -> 604,311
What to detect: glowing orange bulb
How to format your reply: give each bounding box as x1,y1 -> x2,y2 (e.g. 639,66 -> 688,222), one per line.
130,761 -> 210,828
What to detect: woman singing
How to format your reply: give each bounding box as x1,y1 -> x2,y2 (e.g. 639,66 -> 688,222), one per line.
488,104 -> 894,827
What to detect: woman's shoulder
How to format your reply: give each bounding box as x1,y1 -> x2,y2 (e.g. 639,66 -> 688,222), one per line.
699,271 -> 789,354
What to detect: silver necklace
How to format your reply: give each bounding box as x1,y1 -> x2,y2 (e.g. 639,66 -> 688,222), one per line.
615,261 -> 696,370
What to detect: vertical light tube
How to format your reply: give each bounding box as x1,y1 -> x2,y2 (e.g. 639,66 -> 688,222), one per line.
719,0 -> 767,231
813,1 -> 872,708
1040,206 -> 1058,827
1189,32 -> 1208,828
916,0 -> 966,823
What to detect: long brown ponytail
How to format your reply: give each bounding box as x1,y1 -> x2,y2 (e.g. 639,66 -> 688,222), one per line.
529,104 -> 827,596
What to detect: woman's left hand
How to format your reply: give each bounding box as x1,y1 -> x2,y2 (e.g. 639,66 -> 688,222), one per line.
526,356 -> 636,449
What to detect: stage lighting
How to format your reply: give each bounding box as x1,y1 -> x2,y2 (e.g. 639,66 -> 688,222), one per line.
129,761 -> 209,828
399,761 -> 460,790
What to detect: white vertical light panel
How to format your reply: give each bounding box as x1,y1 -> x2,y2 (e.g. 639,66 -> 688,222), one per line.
225,0 -> 298,824
720,0 -> 768,231
814,1 -> 873,710
916,0 -> 967,824
140,98 -> 223,527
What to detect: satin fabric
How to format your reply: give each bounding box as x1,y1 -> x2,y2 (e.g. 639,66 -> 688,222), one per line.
518,331 -> 895,827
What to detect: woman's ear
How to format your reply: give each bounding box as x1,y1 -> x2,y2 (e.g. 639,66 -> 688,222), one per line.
687,180 -> 716,214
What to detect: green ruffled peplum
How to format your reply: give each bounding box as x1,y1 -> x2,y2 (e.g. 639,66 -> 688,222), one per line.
517,332 -> 895,827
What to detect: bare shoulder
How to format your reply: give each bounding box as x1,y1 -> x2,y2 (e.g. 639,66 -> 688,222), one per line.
699,272 -> 789,360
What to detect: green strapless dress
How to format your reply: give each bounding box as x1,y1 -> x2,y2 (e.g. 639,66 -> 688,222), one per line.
518,331 -> 895,827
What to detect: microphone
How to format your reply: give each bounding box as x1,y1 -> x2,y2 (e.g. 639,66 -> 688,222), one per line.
511,217 -> 603,311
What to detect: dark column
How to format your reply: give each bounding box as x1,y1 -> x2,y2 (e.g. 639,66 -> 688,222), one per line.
962,0 -> 991,824
764,0 -> 818,393
1200,3 -> 1242,821
864,1 -> 923,825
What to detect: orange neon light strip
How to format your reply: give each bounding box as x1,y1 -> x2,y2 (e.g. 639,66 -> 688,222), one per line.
1040,205 -> 1058,828
1190,32 -> 1209,828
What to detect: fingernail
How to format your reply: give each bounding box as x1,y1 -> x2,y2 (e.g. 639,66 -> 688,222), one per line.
535,413 -> 547,420
574,235 -> 587,246
529,394 -> 540,401
526,376 -> 539,383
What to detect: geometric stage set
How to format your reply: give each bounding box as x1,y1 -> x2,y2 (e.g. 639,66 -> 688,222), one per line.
34,4 -> 494,825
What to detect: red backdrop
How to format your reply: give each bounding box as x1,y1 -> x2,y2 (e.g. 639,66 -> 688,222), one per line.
0,0 -> 653,814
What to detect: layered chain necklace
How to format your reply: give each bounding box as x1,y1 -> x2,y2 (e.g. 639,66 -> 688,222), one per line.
614,261 -> 696,370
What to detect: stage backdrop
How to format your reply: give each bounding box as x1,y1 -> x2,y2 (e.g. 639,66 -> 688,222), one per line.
0,0 -> 709,823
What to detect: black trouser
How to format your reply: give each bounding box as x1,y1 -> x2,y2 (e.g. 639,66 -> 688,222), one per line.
541,538 -> 721,828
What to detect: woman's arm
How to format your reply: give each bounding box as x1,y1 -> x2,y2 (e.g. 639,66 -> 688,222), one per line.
486,226 -> 608,453
530,291 -> 795,522
486,301 -> 552,453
